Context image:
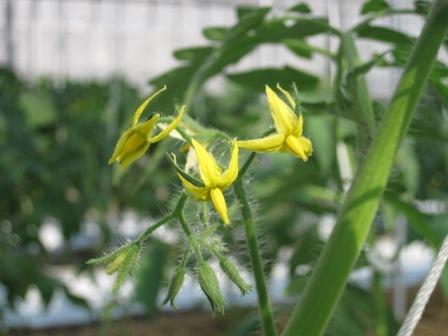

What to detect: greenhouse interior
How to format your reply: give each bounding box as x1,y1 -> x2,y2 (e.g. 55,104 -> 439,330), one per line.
1,0 -> 448,335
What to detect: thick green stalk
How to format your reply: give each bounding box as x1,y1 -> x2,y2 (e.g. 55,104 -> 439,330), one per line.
283,1 -> 448,335
234,180 -> 277,336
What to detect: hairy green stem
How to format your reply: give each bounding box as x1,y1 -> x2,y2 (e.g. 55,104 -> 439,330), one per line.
176,194 -> 204,263
239,152 -> 257,177
283,1 -> 448,335
234,179 -> 277,336
137,214 -> 175,244
137,193 -> 187,244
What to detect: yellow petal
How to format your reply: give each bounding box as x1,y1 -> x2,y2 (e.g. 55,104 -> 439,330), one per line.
276,83 -> 295,110
236,133 -> 285,152
178,174 -> 209,200
150,105 -> 186,143
276,84 -> 303,136
294,114 -> 303,137
266,85 -> 298,135
109,129 -> 148,165
109,128 -> 135,164
192,139 -> 221,188
132,86 -> 166,126
285,135 -> 313,161
220,142 -> 239,187
108,114 -> 159,167
118,142 -> 151,169
210,188 -> 229,224
136,113 -> 160,136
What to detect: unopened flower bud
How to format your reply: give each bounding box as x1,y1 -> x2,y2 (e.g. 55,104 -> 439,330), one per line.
198,262 -> 224,313
163,265 -> 186,308
218,256 -> 252,295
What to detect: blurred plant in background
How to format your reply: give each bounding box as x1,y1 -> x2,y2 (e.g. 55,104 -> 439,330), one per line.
1,0 -> 448,335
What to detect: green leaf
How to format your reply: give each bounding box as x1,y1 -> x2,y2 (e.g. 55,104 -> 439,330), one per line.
173,46 -> 213,62
348,51 -> 390,78
286,17 -> 337,39
415,0 -> 432,15
306,115 -> 336,175
227,66 -> 319,92
289,3 -> 312,14
202,26 -> 229,41
149,65 -> 196,110
19,90 -> 57,128
441,268 -> 448,297
284,39 -> 313,58
236,6 -> 261,20
283,39 -> 334,59
63,287 -> 90,310
35,275 -> 59,306
289,225 -> 323,275
134,242 -> 168,316
356,24 -> 414,45
361,0 -> 391,14
384,192 -> 442,248
432,80 -> 448,106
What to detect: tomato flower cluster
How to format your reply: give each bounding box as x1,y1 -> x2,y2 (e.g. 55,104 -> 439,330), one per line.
90,83 -> 312,311
109,84 -> 312,225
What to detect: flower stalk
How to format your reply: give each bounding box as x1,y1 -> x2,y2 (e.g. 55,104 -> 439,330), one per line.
234,178 -> 277,336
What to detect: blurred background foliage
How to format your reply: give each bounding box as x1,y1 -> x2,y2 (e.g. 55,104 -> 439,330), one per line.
1,0 -> 448,334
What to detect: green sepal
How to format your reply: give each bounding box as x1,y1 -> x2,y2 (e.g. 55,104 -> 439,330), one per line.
167,153 -> 205,187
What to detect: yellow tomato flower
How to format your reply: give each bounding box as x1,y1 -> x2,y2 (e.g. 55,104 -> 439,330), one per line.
108,86 -> 186,169
177,139 -> 239,225
237,84 -> 312,161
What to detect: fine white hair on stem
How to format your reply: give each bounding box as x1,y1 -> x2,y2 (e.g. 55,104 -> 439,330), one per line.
397,234 -> 448,336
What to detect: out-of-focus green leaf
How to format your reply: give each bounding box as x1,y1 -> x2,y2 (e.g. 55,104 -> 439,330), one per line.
441,268 -> 448,297
283,39 -> 334,59
289,3 -> 312,14
173,46 -> 213,62
384,192 -> 442,248
361,0 -> 391,15
202,26 -> 229,41
432,80 -> 448,106
415,0 -> 432,15
284,39 -> 313,58
390,43 -> 448,81
356,24 -> 414,46
134,242 -> 169,316
236,5 -> 260,20
19,90 -> 57,128
63,288 -> 89,310
227,66 -> 319,92
284,17 -> 337,39
348,51 -> 390,78
289,225 -> 323,275
149,65 -> 196,109
307,115 -> 335,175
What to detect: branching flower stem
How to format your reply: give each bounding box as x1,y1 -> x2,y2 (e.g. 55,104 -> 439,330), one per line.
136,213 -> 176,245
